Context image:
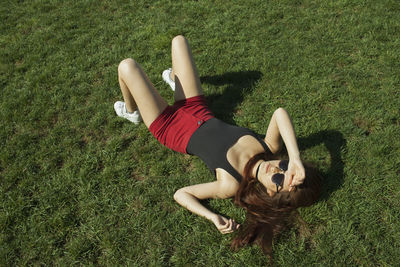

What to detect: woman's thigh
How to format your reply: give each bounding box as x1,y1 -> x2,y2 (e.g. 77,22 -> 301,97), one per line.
171,35 -> 204,102
118,58 -> 168,128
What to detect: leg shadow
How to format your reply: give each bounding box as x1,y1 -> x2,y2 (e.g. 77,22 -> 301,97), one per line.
201,71 -> 262,124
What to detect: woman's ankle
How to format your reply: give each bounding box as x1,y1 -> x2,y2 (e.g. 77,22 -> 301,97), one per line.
126,106 -> 137,114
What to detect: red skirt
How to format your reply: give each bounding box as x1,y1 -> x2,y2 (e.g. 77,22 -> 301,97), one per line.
149,95 -> 214,154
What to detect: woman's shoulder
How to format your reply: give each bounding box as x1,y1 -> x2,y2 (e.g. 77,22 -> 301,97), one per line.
215,168 -> 240,198
233,135 -> 267,154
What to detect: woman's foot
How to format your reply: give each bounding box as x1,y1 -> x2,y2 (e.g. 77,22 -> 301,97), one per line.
114,101 -> 142,124
162,68 -> 175,91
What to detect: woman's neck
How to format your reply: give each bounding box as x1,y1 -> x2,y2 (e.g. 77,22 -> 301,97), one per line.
253,160 -> 264,180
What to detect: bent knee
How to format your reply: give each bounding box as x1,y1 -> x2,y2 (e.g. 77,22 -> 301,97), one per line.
274,107 -> 287,114
118,58 -> 139,76
173,188 -> 183,202
171,35 -> 188,48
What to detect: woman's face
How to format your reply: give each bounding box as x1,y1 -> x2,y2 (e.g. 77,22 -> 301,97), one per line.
257,160 -> 290,196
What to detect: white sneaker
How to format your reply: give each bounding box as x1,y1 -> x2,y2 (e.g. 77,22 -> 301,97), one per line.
114,101 -> 142,124
162,68 -> 175,91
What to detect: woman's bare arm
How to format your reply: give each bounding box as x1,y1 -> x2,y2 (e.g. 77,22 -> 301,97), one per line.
265,108 -> 299,158
265,108 -> 305,187
173,179 -> 239,234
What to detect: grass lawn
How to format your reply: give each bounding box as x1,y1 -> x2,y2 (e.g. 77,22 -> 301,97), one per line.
1,0 -> 400,265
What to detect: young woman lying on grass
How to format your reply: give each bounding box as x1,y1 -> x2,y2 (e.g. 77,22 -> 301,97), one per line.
113,35 -> 321,256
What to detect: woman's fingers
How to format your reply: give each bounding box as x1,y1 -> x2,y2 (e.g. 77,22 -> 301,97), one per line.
217,218 -> 230,233
288,159 -> 305,187
287,160 -> 305,191
215,217 -> 228,231
223,219 -> 232,230
231,220 -> 240,231
287,173 -> 294,185
293,170 -> 305,185
219,219 -> 240,234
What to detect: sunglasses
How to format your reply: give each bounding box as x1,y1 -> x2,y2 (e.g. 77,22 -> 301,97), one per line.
256,160 -> 288,193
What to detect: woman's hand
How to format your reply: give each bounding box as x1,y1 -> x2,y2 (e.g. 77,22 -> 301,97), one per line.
211,214 -> 240,234
287,157 -> 305,191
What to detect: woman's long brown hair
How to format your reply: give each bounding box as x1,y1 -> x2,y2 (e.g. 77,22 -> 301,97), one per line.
231,152 -> 322,257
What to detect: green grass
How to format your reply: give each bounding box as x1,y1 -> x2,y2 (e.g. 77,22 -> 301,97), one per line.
1,0 -> 400,265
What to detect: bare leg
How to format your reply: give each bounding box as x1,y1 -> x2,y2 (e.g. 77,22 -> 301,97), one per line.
171,35 -> 204,102
118,58 -> 168,128
118,76 -> 137,113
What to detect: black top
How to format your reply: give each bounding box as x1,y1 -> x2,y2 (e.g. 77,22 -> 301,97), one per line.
186,118 -> 270,183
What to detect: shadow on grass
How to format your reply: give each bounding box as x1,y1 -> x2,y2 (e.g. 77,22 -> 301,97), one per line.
199,71 -> 345,199
200,71 -> 262,124
298,130 -> 347,200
